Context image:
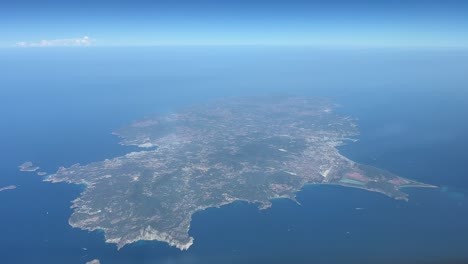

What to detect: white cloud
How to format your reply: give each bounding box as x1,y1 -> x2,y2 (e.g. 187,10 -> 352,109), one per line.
16,36 -> 93,47
85,259 -> 100,264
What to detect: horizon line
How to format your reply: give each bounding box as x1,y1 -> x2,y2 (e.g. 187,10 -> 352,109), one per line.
2,43 -> 468,50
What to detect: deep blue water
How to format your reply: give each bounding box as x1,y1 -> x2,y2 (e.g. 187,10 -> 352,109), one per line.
1,47 -> 468,264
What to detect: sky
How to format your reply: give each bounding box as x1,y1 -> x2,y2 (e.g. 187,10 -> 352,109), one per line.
2,0 -> 468,48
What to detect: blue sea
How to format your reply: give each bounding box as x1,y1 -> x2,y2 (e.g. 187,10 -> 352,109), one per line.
1,47 -> 468,264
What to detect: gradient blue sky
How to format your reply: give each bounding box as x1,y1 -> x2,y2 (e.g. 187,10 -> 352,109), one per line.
2,0 -> 468,47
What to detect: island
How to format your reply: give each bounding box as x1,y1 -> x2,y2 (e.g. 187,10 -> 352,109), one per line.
18,161 -> 40,172
0,185 -> 17,192
45,96 -> 436,250
85,259 -> 100,264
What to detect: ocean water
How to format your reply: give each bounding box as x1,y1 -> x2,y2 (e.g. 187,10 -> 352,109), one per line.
1,47 -> 468,264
